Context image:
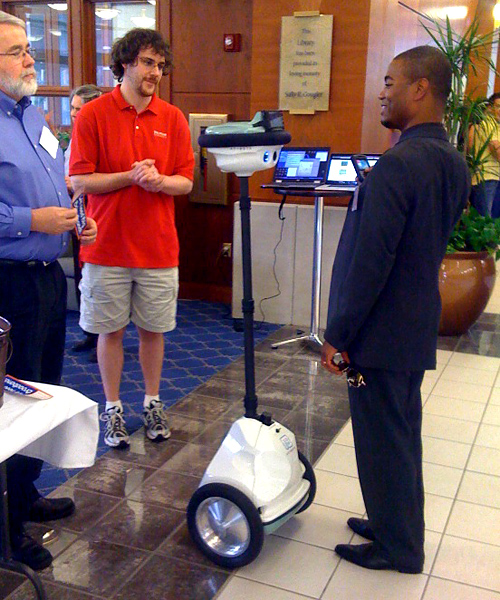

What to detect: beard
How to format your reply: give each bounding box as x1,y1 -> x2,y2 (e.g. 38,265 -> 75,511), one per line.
0,69 -> 38,100
138,78 -> 157,97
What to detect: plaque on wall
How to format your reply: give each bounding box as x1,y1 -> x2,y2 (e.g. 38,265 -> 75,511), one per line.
279,14 -> 334,114
189,113 -> 228,204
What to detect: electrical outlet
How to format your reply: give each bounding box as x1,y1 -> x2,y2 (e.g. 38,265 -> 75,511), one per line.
221,243 -> 232,258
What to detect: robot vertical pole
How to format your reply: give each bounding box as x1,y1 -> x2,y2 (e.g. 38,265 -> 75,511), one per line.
238,176 -> 258,418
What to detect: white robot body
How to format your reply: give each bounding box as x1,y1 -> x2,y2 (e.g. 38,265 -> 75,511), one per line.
207,145 -> 282,177
200,417 -> 310,530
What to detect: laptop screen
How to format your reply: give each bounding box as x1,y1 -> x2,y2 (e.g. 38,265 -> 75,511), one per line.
325,154 -> 357,186
274,147 -> 330,183
325,153 -> 381,186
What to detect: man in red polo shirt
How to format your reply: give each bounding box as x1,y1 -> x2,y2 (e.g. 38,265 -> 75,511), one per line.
70,28 -> 194,448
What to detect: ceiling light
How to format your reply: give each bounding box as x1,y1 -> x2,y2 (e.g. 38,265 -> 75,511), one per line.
130,9 -> 155,28
48,3 -> 68,10
50,29 -> 62,36
95,7 -> 120,20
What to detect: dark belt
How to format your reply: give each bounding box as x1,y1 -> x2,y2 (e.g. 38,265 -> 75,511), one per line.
0,258 -> 54,268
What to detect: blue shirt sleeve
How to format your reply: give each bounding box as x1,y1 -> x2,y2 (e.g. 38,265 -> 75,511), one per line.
0,92 -> 70,261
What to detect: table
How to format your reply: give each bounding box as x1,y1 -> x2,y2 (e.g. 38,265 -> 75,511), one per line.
266,188 -> 352,351
0,383 -> 99,599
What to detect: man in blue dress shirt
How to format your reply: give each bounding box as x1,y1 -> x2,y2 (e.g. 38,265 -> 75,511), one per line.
0,11 -> 97,570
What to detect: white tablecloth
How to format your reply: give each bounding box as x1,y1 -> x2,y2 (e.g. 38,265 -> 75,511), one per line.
0,382 -> 99,468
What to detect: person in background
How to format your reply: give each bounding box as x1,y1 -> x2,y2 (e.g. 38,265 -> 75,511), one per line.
65,84 -> 102,193
64,84 -> 102,359
70,28 -> 194,449
321,46 -> 470,573
0,11 -> 97,570
469,92 -> 500,216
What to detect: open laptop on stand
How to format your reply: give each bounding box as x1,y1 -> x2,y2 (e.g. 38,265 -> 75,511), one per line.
261,146 -> 330,190
315,153 -> 381,192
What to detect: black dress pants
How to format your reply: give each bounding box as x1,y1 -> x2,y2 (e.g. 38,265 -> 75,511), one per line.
0,260 -> 67,538
347,366 -> 425,572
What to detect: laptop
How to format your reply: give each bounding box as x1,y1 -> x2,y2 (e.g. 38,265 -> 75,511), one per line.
261,146 -> 330,190
315,153 -> 381,192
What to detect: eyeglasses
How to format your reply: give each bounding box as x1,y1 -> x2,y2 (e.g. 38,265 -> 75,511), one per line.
137,56 -> 166,73
0,47 -> 37,63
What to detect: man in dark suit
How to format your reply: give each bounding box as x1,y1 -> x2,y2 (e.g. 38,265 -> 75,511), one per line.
321,46 -> 470,573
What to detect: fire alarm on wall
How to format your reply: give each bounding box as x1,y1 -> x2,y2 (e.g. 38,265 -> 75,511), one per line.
223,33 -> 242,52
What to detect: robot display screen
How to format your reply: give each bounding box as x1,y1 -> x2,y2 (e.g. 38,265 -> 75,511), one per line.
274,148 -> 330,181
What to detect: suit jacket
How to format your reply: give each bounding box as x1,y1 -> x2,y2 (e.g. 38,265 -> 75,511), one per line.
324,123 -> 470,371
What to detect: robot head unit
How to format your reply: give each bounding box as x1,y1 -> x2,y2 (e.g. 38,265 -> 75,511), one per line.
198,110 -> 291,177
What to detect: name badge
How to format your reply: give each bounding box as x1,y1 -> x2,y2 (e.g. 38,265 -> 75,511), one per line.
351,186 -> 360,211
39,126 -> 59,159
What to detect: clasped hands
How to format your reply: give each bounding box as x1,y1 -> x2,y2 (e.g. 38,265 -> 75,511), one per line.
130,159 -> 165,193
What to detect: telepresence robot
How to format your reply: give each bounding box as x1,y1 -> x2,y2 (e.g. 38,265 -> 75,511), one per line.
186,111 -> 317,568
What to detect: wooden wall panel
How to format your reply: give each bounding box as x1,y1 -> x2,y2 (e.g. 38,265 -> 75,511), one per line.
167,0 -> 253,301
361,0 -> 481,153
467,0 -> 496,97
249,0 -> 371,200
171,0 -> 252,94
176,200 -> 234,302
361,0 -> 400,153
158,0 -> 172,102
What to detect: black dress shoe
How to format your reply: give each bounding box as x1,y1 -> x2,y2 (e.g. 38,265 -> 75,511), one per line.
28,496 -> 75,522
335,542 -> 422,574
347,517 -> 375,541
11,534 -> 53,571
72,334 -> 98,352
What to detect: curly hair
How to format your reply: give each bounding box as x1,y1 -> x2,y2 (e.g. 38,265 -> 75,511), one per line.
110,28 -> 172,82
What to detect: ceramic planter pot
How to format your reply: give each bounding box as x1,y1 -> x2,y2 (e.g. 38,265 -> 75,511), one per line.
438,251 -> 496,336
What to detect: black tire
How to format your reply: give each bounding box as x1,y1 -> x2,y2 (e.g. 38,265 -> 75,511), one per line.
295,450 -> 317,514
187,483 -> 264,569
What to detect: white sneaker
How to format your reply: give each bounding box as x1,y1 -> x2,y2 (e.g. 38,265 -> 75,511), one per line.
100,406 -> 130,448
143,399 -> 171,442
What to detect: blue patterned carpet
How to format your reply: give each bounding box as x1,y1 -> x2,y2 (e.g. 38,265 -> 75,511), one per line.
37,301 -> 280,494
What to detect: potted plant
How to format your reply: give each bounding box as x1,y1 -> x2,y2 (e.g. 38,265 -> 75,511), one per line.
421,15 -> 500,335
439,207 -> 500,334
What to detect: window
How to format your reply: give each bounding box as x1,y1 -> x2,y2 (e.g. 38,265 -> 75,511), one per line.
32,95 -> 70,128
95,2 -> 156,87
11,3 -> 69,88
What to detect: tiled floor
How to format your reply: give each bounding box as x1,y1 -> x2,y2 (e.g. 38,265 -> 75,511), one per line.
37,301 -> 280,495
2,290 -> 500,598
